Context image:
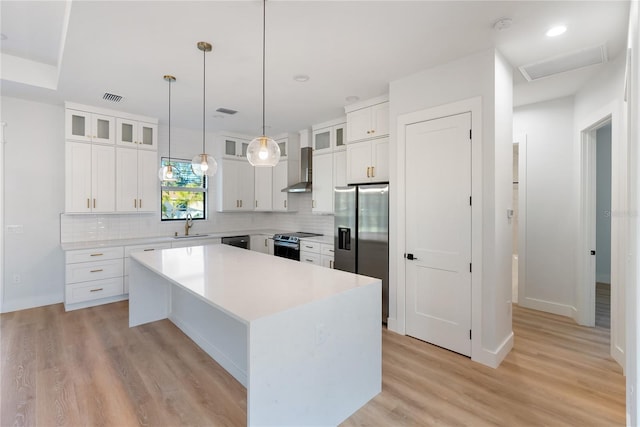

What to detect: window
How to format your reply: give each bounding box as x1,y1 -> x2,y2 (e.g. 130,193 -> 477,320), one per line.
160,158 -> 207,221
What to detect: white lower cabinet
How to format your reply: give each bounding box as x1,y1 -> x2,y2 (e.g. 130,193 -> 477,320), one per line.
123,243 -> 172,293
250,234 -> 273,254
64,246 -> 125,311
300,240 -> 334,268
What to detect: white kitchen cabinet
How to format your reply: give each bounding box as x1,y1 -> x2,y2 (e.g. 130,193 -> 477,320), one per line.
346,137 -> 389,184
300,240 -> 335,269
65,142 -> 116,213
312,121 -> 346,154
312,152 -> 334,213
66,109 -> 115,144
333,149 -> 347,188
216,158 -> 255,212
346,101 -> 389,143
116,148 -> 158,213
222,136 -> 250,159
272,160 -> 289,211
321,243 -> 335,269
254,167 -> 273,211
116,118 -> 157,150
250,234 -> 273,254
64,246 -> 125,311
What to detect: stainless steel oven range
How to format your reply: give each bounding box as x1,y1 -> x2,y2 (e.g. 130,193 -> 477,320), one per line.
273,232 -> 323,260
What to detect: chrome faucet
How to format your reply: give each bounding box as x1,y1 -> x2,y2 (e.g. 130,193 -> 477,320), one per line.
185,213 -> 193,236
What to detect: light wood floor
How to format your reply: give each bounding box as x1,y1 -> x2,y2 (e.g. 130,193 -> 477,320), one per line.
1,302 -> 625,426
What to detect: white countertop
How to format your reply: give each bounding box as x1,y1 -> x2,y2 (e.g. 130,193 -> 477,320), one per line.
130,244 -> 376,323
60,229 -> 285,251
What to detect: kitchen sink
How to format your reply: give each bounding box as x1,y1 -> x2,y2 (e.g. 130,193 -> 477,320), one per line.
172,234 -> 211,239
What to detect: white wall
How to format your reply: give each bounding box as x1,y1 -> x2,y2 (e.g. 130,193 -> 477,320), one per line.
513,97 -> 577,315
1,96 -> 65,312
625,0 -> 639,423
389,49 -> 513,367
596,123 -> 612,283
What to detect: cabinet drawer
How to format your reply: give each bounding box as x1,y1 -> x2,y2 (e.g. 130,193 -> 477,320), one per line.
65,278 -> 124,304
65,258 -> 123,284
300,241 -> 320,253
65,246 -> 123,264
124,243 -> 171,258
321,244 -> 335,257
300,251 -> 321,265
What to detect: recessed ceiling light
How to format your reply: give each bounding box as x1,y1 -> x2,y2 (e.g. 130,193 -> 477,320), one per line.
345,95 -> 360,103
493,18 -> 512,32
546,25 -> 567,37
293,74 -> 310,82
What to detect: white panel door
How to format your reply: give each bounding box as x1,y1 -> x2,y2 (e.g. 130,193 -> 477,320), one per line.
254,166 -> 273,211
137,149 -> 157,212
91,144 -> 115,212
405,112 -> 472,357
65,142 -> 92,212
116,148 -> 139,212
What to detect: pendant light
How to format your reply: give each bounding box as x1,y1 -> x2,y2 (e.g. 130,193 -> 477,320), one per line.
246,0 -> 280,167
191,41 -> 218,177
158,75 -> 179,182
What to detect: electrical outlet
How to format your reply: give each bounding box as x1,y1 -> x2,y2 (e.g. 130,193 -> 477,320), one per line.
12,274 -> 21,284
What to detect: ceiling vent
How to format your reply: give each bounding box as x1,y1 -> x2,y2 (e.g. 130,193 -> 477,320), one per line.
216,107 -> 238,115
102,92 -> 124,103
519,44 -> 608,82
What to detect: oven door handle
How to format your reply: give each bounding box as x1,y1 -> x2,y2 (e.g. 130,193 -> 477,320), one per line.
274,241 -> 300,249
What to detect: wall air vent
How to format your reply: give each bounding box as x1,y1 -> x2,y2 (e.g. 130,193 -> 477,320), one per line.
519,44 -> 608,82
216,107 -> 238,115
102,92 -> 124,103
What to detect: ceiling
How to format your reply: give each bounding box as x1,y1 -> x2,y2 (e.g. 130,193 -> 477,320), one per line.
0,1 -> 630,136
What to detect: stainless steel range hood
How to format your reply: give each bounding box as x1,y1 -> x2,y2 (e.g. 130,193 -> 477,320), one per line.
282,147 -> 313,193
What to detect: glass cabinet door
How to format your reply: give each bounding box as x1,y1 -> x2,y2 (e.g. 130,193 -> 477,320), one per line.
138,122 -> 157,150
66,109 -> 91,142
335,124 -> 346,150
92,114 -> 114,144
225,139 -> 237,156
117,118 -> 137,147
277,140 -> 287,158
313,128 -> 331,153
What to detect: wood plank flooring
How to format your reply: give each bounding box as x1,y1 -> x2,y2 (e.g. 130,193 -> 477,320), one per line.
1,302 -> 624,426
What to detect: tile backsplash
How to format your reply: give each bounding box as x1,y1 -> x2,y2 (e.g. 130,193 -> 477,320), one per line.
60,193 -> 334,243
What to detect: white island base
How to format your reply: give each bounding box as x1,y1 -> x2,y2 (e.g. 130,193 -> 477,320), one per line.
129,244 -> 381,426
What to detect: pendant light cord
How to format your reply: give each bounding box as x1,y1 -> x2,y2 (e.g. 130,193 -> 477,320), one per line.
168,78 -> 172,164
262,0 -> 266,137
202,47 -> 206,153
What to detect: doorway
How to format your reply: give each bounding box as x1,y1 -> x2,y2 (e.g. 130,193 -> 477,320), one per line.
404,112 -> 472,357
595,122 -> 612,329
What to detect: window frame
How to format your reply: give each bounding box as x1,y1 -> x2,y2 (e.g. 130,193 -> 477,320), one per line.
160,157 -> 208,221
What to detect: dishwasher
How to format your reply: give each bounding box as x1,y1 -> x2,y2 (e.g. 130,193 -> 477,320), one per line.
221,235 -> 250,250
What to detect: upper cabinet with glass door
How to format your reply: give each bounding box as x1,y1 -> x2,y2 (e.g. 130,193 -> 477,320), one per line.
218,134 -> 252,159
116,118 -> 158,150
312,118 -> 346,154
65,109 -> 115,144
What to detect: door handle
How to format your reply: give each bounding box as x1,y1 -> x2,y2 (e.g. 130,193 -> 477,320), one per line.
405,253 -> 418,260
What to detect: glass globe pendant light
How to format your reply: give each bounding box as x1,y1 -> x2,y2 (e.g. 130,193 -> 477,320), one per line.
247,0 -> 280,167
158,75 -> 180,182
191,41 -> 218,177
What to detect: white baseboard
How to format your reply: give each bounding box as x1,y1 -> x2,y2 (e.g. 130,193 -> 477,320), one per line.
472,331 -> 514,368
520,297 -> 576,318
64,294 -> 128,312
386,317 -> 400,334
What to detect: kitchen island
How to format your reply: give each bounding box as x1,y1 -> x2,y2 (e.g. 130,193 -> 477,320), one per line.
129,244 -> 381,426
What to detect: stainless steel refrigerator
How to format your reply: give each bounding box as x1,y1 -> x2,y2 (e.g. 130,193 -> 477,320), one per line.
334,183 -> 389,323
